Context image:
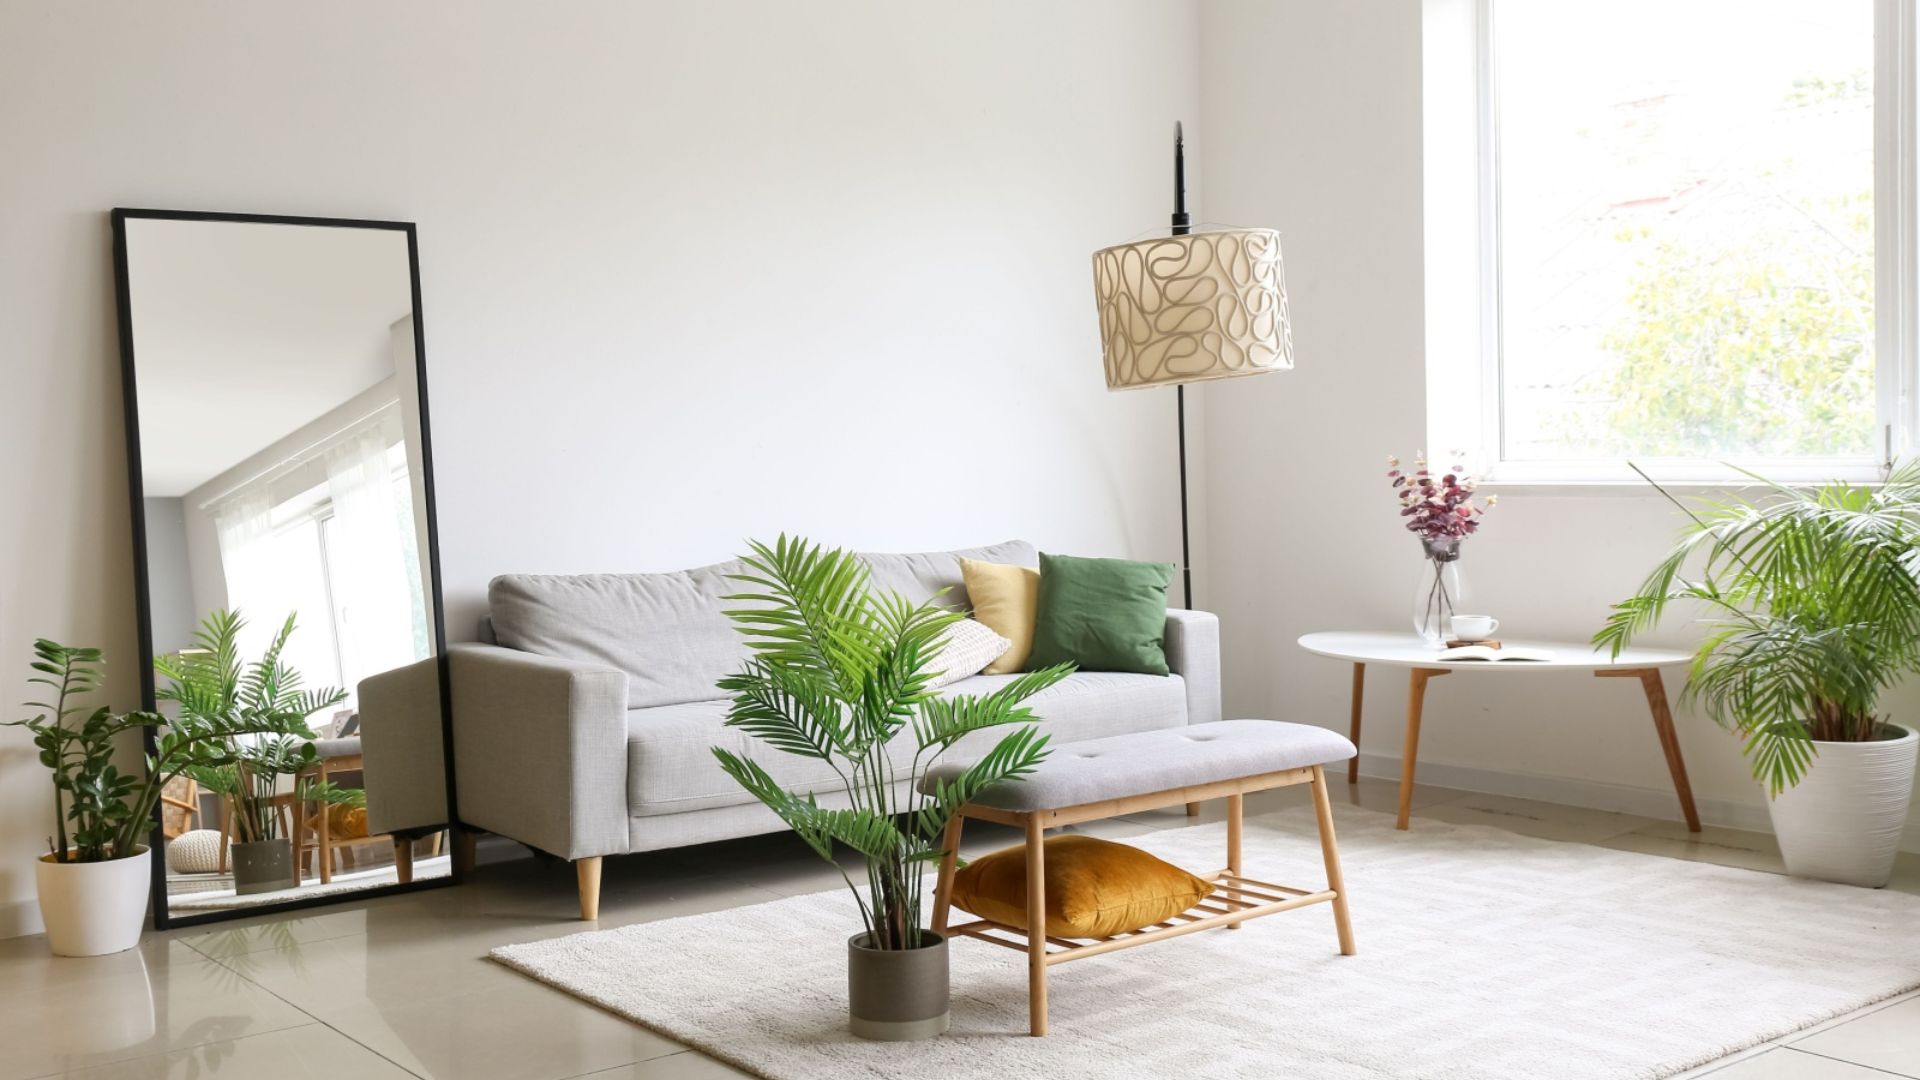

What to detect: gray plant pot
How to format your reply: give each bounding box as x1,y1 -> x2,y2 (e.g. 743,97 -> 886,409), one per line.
230,838 -> 293,895
847,931 -> 950,1041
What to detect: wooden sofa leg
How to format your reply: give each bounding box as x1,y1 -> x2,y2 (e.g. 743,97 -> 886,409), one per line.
452,827 -> 479,876
577,857 -> 603,921
394,838 -> 414,884
1185,801 -> 1201,817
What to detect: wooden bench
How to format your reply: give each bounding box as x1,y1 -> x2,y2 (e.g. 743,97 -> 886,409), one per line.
924,719 -> 1359,1036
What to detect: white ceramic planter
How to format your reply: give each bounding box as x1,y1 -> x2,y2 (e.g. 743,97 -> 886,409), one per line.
1766,726 -> 1918,888
35,846 -> 151,956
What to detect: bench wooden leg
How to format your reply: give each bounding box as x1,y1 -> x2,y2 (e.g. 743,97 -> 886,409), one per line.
1024,814 -> 1048,1037
932,814 -> 964,936
1185,801 -> 1201,817
576,856 -> 602,921
394,837 -> 414,884
1225,793 -> 1244,929
1311,765 -> 1357,956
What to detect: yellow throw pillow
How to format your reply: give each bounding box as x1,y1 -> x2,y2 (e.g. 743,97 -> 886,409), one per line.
306,805 -> 370,839
951,835 -> 1215,939
959,557 -> 1040,674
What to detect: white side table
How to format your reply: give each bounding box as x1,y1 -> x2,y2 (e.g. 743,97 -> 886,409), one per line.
1297,631 -> 1699,832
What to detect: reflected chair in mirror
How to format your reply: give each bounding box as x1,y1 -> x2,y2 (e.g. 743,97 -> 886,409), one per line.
290,723 -> 371,886
159,777 -> 202,838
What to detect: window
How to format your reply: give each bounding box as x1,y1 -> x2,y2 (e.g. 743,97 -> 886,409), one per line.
215,437 -> 428,713
1466,0 -> 1915,481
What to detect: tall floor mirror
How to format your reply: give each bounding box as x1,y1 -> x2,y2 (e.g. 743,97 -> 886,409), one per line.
113,209 -> 455,928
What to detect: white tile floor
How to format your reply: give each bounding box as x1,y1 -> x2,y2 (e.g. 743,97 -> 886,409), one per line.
4,779 -> 1917,1079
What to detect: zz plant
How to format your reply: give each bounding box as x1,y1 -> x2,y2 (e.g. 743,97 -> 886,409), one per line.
11,640 -> 245,863
156,609 -> 355,844
713,537 -> 1073,950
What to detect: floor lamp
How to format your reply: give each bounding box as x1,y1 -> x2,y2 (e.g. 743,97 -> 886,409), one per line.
1091,123 -> 1294,608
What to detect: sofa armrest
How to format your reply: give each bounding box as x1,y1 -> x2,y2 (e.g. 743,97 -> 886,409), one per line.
1165,609 -> 1221,726
357,658 -> 449,838
450,643 -> 630,860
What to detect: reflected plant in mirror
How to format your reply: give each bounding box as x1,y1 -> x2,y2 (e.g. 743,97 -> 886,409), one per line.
156,610 -> 353,894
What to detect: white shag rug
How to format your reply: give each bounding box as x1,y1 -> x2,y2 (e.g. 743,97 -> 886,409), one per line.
170,854 -> 450,910
491,808 -> 1920,1080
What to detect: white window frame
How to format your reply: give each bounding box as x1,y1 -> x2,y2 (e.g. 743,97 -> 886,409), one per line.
1446,0 -> 1919,486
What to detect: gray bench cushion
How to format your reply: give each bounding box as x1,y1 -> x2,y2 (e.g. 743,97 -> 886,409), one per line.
920,719 -> 1356,811
490,540 -> 1036,710
627,670 -> 1188,817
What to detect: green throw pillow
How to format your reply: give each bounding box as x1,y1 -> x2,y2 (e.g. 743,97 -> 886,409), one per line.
1026,552 -> 1175,675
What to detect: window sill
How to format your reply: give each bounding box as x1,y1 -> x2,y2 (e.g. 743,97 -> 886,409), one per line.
1478,468 -> 1889,496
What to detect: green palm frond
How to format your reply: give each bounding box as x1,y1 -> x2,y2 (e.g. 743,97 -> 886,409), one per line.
1597,465 -> 1920,792
912,664 -> 1075,751
713,538 -> 1073,949
154,609 -> 347,843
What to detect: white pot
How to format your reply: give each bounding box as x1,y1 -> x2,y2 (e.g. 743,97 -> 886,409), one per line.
1766,726 -> 1918,888
34,846 -> 151,956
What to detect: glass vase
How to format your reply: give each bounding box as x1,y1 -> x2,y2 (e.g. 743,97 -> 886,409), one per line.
1411,536 -> 1466,644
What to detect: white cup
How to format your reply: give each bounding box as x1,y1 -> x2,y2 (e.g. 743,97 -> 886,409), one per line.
1450,614 -> 1499,641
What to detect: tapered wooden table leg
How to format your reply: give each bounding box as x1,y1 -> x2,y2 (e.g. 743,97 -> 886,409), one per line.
1348,662 -> 1366,783
1025,814 -> 1048,1037
1397,668 -> 1449,830
1597,667 -> 1701,832
932,814 -> 965,935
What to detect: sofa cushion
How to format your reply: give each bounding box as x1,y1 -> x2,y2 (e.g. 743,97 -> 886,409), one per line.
489,540 -> 1037,710
626,669 -> 1188,817
861,539 -> 1036,609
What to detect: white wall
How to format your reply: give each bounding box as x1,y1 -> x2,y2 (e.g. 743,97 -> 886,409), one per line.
1197,0 -> 1920,844
0,0 -> 1200,936
140,499 -> 198,657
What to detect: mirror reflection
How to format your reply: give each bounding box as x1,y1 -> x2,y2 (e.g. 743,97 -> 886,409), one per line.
122,215 -> 449,918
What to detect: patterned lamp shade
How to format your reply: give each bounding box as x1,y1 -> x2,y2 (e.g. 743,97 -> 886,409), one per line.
1091,228 -> 1294,390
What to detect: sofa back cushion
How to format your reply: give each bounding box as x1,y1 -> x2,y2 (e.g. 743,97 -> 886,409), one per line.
488,539 -> 1036,709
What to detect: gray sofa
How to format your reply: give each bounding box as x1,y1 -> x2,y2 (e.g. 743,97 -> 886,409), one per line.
448,540 -> 1220,917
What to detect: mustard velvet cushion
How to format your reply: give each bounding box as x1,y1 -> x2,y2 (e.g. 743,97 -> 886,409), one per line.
950,835 -> 1214,939
959,557 -> 1041,675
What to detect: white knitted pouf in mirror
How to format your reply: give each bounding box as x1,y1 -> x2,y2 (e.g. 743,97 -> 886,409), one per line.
165,829 -> 225,875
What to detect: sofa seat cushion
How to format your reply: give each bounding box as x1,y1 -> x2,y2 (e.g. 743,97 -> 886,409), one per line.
940,671 -> 1188,759
625,670 -> 1189,817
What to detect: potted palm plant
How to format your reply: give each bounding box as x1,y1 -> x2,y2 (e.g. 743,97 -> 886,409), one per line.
9,640 -> 261,955
1597,465 -> 1920,887
156,610 -> 350,895
712,537 -> 1072,1040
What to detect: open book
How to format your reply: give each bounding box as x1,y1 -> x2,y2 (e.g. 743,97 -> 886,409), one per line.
1435,644 -> 1555,663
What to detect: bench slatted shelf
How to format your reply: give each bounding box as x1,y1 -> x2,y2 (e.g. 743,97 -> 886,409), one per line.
925,720 -> 1359,1036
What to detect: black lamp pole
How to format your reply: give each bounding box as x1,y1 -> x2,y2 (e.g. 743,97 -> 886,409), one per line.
1172,123 -> 1194,610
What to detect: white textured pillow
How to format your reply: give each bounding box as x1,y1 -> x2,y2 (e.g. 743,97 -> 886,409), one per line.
927,619 -> 1013,688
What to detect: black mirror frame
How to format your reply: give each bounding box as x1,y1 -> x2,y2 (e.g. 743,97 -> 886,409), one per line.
110,207 -> 460,929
